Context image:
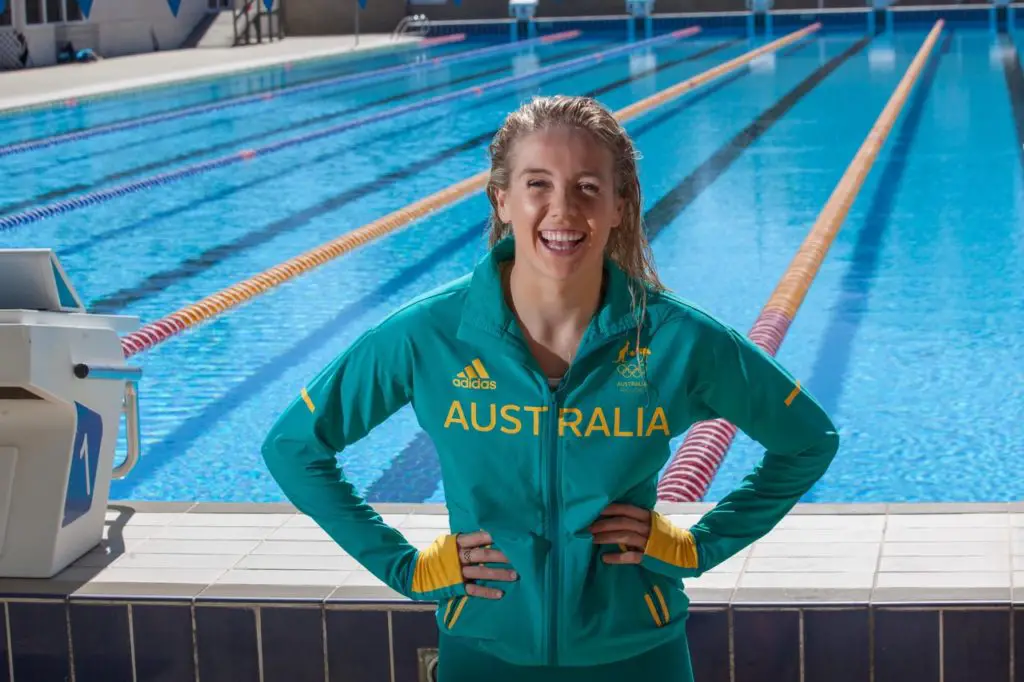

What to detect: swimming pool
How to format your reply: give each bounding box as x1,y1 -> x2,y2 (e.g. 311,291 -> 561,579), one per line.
1,17 -> 1021,505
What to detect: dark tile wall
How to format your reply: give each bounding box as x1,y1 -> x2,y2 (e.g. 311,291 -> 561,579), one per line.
132,603 -> 195,682
803,608 -> 870,682
0,605 -> 8,682
0,598 -> 1017,681
262,606 -> 325,682
326,610 -> 391,682
734,609 -> 801,682
69,602 -> 133,682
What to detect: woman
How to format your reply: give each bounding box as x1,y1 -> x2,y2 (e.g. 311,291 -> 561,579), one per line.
261,95 -> 839,681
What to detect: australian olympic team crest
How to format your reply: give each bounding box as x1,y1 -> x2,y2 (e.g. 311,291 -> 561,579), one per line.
614,339 -> 650,393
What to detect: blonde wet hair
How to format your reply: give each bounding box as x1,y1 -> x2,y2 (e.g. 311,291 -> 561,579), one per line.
484,94 -> 664,295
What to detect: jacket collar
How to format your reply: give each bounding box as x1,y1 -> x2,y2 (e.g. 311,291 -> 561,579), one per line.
457,236 -> 643,352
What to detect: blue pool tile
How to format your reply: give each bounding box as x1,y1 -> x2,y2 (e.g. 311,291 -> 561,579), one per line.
803,608 -> 869,682
733,609 -> 800,682
195,605 -> 259,682
943,609 -> 1010,682
326,609 -> 391,682
686,609 -> 729,682
874,609 -> 940,682
69,602 -> 133,682
391,610 -> 438,682
7,600 -> 69,681
261,606 -> 325,682
132,604 -> 195,682
0,604 -> 8,682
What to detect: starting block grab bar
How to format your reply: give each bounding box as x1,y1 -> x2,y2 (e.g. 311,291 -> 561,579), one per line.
73,362 -> 142,480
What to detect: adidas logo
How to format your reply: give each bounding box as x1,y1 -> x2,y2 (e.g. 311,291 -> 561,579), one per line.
453,358 -> 497,390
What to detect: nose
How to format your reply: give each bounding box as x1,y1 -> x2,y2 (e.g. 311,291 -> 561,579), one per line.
548,184 -> 579,221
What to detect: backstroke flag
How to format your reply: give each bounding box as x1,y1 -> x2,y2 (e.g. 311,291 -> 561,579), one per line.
79,0 -> 92,17
0,0 -> 7,17
167,0 -> 181,16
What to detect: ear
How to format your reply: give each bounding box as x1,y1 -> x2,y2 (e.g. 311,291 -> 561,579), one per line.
495,188 -> 511,224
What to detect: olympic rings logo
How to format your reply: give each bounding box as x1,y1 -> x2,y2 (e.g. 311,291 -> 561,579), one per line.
616,362 -> 646,379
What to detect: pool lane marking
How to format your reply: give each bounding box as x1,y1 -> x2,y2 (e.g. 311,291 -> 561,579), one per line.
116,24 -> 818,359
0,28 -> 697,233
0,39 -> 598,216
0,32 -> 580,158
127,35 -> 806,493
657,19 -> 946,504
806,31 -> 951,416
85,39 -> 743,313
369,36 -> 856,504
1000,33 -> 1024,169
145,36 -> 783,503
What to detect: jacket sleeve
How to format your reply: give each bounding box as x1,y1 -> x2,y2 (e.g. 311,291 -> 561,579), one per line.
261,322 -> 465,602
642,315 -> 840,580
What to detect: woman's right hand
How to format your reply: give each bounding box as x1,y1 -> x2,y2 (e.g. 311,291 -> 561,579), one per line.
457,531 -> 517,599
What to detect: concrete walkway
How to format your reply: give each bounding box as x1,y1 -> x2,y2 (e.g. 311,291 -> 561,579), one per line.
0,34 -> 418,114
4,501 -> 1021,604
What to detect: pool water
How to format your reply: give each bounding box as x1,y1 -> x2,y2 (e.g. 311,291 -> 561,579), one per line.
1,21 -> 1021,504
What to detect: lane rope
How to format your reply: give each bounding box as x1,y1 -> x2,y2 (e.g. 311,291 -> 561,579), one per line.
118,23 -> 821,358
0,28 -> 697,235
0,31 -> 581,158
656,19 -> 945,503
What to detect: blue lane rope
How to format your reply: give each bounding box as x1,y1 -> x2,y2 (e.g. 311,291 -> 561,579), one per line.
0,29 -> 694,233
0,32 -> 577,159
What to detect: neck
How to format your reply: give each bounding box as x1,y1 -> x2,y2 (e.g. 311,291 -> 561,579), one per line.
505,260 -> 604,353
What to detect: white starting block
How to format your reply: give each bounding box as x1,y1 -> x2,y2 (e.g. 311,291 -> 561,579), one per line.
626,0 -> 655,40
0,249 -> 142,578
509,0 -> 538,41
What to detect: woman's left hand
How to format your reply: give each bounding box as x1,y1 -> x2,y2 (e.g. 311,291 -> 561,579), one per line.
588,503 -> 652,565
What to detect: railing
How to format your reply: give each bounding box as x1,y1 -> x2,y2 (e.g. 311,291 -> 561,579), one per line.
233,0 -> 284,46
392,13 -> 431,40
0,28 -> 29,71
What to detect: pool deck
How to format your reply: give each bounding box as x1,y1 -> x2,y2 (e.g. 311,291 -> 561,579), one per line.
3,501 -> 1021,681
5,501 -> 1021,604
0,34 -> 418,115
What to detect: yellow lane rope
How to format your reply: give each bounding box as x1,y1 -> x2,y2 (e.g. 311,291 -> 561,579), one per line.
762,19 -> 945,320
657,19 -> 945,503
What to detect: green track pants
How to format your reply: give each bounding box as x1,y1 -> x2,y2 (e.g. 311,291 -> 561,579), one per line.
436,632 -> 694,682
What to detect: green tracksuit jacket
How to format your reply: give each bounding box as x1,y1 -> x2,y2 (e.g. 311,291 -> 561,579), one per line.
261,235 -> 839,668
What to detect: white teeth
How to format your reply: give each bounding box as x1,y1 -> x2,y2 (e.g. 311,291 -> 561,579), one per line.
540,230 -> 585,242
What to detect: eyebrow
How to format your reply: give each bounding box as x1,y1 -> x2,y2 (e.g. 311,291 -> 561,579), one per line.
518,168 -> 603,178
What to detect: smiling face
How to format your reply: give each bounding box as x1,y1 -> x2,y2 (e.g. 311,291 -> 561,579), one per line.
494,125 -> 624,285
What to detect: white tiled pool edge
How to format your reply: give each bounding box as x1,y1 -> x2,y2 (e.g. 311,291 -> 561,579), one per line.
3,501 -> 1021,607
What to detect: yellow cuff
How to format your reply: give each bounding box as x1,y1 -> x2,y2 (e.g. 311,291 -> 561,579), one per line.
644,511 -> 698,570
411,533 -> 463,596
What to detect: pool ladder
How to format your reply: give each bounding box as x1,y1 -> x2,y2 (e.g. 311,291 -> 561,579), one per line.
392,14 -> 431,40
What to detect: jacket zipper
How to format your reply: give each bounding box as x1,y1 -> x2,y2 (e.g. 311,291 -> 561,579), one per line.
545,386 -> 561,666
